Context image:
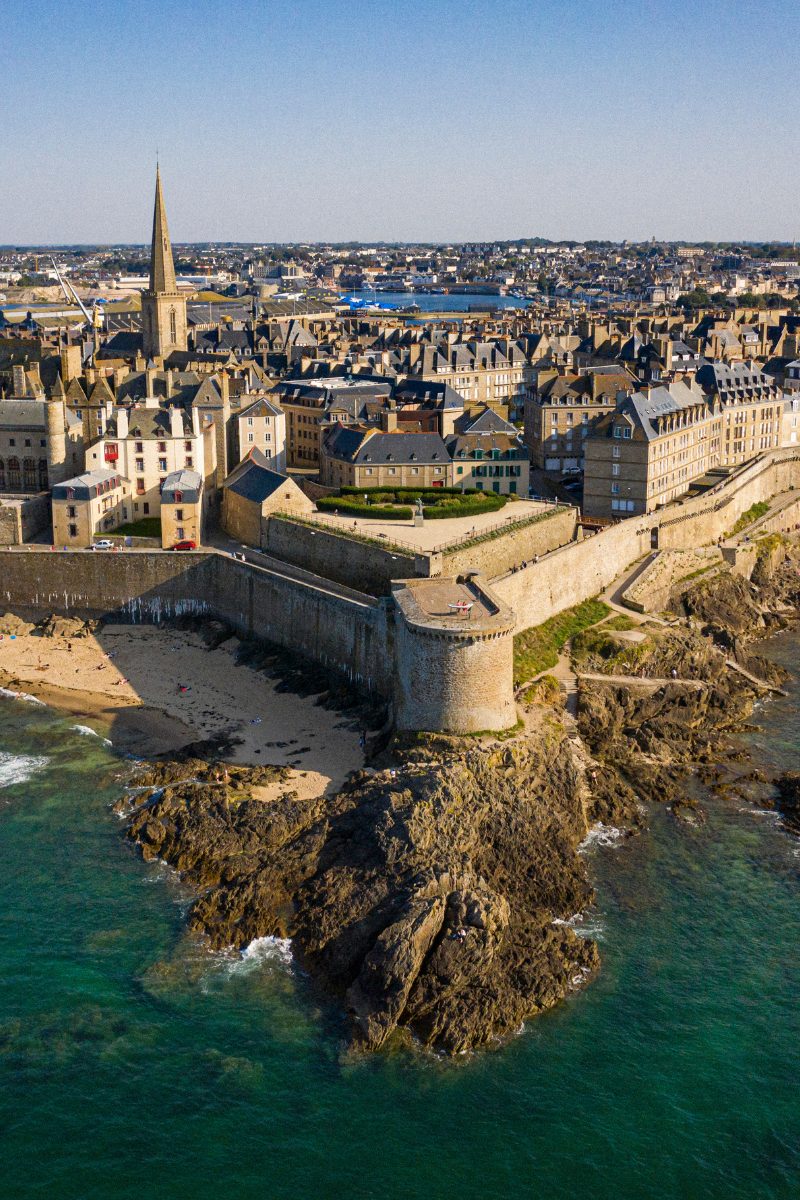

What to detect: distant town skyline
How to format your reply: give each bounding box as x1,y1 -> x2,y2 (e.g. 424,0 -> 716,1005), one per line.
3,0 -> 799,244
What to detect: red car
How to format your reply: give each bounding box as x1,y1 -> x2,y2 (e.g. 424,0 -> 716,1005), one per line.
172,539 -> 197,551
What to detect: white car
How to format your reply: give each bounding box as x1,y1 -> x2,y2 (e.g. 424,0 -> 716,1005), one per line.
87,540 -> 116,551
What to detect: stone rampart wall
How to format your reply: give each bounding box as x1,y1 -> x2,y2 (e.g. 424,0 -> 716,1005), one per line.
0,550 -> 393,699
263,516 -> 418,595
495,449 -> 800,633
444,505 -> 577,580
0,495 -> 50,545
493,520 -> 650,630
623,548 -> 723,613
657,449 -> 800,548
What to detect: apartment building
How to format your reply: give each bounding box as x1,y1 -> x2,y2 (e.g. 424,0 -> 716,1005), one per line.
695,362 -> 784,464
524,366 -> 634,472
84,402 -> 204,521
236,394 -> 286,472
319,427 -> 450,489
583,381 -> 720,519
51,468 -> 130,546
413,341 -> 528,418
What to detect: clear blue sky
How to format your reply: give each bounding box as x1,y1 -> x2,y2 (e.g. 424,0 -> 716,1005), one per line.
2,0 -> 798,244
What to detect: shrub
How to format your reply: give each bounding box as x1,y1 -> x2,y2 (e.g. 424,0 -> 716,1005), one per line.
316,496 -> 412,520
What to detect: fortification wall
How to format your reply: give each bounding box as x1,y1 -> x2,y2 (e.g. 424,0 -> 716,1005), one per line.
493,519 -> 650,630
443,505 -> 577,580
622,548 -> 724,613
263,516 -> 419,595
495,450 -> 800,633
0,550 -> 393,699
657,449 -> 800,548
0,495 -> 50,546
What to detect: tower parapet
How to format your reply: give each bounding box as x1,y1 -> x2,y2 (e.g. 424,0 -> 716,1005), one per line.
392,574 -> 516,732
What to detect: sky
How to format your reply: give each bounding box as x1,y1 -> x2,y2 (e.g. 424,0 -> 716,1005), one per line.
2,0 -> 799,245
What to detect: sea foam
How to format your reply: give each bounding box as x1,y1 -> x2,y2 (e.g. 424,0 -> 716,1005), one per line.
231,936 -> 293,974
0,686 -> 46,707
579,822 -> 625,852
72,724 -> 112,746
0,751 -> 49,789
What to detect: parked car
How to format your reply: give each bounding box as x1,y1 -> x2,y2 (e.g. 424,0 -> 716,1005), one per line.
172,539 -> 197,551
87,539 -> 115,551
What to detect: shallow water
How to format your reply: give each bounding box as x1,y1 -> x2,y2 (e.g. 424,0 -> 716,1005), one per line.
0,636 -> 798,1199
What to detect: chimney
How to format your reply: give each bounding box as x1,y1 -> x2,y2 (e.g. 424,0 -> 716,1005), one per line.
116,407 -> 129,440
11,365 -> 26,396
170,406 -> 183,439
219,371 -> 230,406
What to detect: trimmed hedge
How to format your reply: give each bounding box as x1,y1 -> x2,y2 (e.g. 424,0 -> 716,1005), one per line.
316,496 -> 413,520
422,494 -> 506,519
339,485 -> 479,499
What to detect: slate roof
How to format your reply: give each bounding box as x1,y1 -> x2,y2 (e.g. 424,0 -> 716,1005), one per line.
323,426 -> 448,465
460,406 -> 519,434
224,448 -> 297,504
52,468 -> 122,501
161,468 -> 202,503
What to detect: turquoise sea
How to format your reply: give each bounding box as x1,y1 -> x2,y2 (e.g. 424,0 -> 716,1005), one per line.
1,635 -> 798,1200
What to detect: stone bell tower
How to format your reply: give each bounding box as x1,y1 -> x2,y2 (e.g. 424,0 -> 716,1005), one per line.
141,166 -> 188,361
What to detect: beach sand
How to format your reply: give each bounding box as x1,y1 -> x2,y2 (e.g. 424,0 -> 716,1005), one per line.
0,624 -> 365,795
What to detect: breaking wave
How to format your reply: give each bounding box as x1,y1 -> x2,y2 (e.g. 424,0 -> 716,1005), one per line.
0,751 -> 49,790
230,936 -> 293,974
71,724 -> 112,746
579,823 -> 625,852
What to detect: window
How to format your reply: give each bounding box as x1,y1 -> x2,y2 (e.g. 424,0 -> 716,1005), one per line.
176,527 -> 185,540
157,442 -> 166,453
247,418 -> 254,426
185,441 -> 192,452
248,433 -> 254,443
175,509 -> 184,521
159,458 -> 167,471
186,457 -> 193,468
24,438 -> 31,447
143,503 -> 150,515
67,505 -> 76,518
623,428 -> 632,439
136,478 -> 145,495
613,446 -> 620,458
136,458 -> 144,472
135,442 -> 144,453
611,482 -> 620,495
613,427 -> 622,439
612,464 -> 620,476
68,524 -> 78,538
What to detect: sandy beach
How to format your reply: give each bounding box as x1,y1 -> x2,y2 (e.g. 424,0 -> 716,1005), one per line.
0,623 -> 364,795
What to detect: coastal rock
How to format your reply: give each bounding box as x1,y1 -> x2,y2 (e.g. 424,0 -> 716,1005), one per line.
125,726 -> 610,1054
774,773 -> 800,834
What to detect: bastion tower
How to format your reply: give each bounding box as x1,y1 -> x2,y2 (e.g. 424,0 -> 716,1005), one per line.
141,167 -> 188,361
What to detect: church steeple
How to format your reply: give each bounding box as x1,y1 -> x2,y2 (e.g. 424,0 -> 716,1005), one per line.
149,165 -> 178,294
141,165 -> 187,360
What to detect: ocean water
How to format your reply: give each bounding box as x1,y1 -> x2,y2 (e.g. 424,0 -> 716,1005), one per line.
343,290 -> 531,312
0,637 -> 798,1200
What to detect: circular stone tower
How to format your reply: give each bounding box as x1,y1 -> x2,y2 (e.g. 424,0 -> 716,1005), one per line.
392,574 -> 517,733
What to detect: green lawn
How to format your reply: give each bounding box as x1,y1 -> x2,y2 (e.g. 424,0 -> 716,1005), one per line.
513,598 -> 610,686
109,517 -> 162,539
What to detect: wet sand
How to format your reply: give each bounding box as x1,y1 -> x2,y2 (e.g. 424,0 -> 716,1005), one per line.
0,624 -> 364,794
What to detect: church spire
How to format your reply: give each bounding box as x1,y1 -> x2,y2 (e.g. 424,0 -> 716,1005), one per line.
148,165 -> 177,294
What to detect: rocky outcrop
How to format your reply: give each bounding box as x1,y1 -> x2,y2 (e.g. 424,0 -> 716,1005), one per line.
774,773 -> 800,835
123,727 -> 617,1055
